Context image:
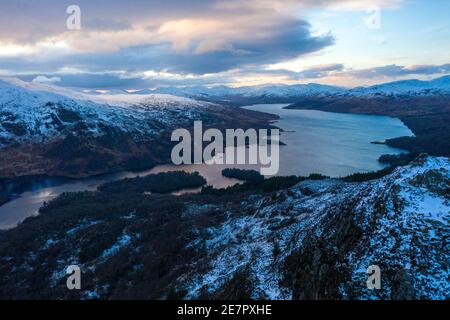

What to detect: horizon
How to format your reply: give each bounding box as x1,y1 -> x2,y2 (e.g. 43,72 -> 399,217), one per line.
2,72 -> 450,93
0,0 -> 449,90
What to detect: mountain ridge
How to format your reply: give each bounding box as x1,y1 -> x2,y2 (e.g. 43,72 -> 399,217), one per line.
120,75 -> 450,100
0,78 -> 276,179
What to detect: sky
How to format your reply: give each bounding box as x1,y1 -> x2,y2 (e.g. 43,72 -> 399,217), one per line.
0,0 -> 449,89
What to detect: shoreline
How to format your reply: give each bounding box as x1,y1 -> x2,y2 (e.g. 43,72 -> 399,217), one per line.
0,103 -> 414,228
284,96 -> 450,159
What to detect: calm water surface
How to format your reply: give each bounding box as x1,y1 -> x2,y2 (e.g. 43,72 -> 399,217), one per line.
243,104 -> 413,177
0,104 -> 413,229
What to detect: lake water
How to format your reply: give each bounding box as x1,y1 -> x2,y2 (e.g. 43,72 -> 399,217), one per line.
0,104 -> 413,229
243,104 -> 413,177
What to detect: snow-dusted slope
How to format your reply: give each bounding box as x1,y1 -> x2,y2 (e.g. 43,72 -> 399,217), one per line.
0,77 -> 214,147
133,83 -> 345,99
181,155 -> 450,299
0,155 -> 447,299
0,78 -> 250,178
349,75 -> 450,97
0,77 -> 211,107
128,76 -> 450,100
0,77 -> 277,178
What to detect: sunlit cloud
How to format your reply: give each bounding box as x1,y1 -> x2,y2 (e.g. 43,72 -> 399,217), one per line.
1,0 -> 449,88
0,43 -> 35,56
0,40 -> 69,57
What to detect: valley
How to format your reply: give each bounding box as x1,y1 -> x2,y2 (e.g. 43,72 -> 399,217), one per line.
1,0 -> 449,304
0,76 -> 449,301
0,103 -> 412,229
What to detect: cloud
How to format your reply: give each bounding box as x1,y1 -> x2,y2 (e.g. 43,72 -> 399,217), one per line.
281,64 -> 345,79
0,16 -> 334,75
0,0 -> 418,87
32,75 -> 61,84
0,0 -> 405,45
19,71 -> 232,89
0,0 -> 403,74
349,64 -> 450,78
15,61 -> 450,90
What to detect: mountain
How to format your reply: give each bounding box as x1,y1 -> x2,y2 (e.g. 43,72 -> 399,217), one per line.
0,78 -> 215,146
126,76 -> 450,102
349,75 -> 450,97
132,83 -> 345,100
0,78 -> 275,179
0,154 -> 448,299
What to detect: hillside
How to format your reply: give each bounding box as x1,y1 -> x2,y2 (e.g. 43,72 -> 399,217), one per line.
0,78 -> 276,179
0,155 -> 448,299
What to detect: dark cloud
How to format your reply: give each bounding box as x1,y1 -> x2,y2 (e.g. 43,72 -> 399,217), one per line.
0,0 -> 212,43
18,73 -> 149,89
0,0 -> 418,88
0,20 -> 334,75
160,22 -> 334,74
17,72 -> 232,90
0,0 -> 400,43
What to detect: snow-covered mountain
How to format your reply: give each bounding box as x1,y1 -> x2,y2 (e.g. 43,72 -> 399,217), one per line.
0,77 -> 216,146
349,75 -> 450,97
127,75 -> 450,100
131,83 -> 344,100
0,77 -> 272,178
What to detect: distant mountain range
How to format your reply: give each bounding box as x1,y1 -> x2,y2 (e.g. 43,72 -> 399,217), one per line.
119,75 -> 450,101
349,75 -> 450,97
140,83 -> 344,99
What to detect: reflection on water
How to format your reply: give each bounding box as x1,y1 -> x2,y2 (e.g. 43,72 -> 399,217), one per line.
0,155 -> 251,230
0,104 -> 413,230
244,104 -> 413,177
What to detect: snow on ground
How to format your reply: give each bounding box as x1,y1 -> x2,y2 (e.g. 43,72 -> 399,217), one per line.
182,156 -> 450,299
99,233 -> 132,260
0,77 -> 215,147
